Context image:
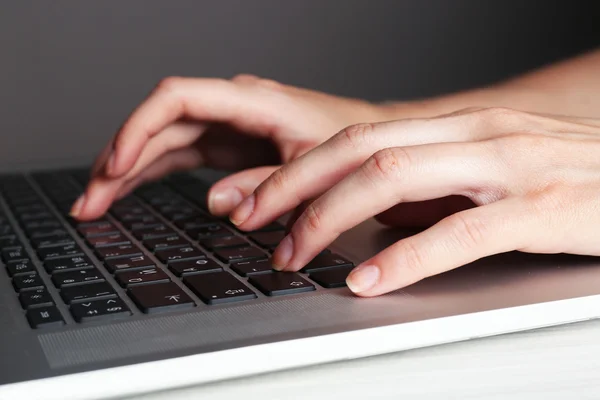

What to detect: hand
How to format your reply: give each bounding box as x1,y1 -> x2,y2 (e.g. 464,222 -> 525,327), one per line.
72,75 -> 388,220
228,107 -> 600,296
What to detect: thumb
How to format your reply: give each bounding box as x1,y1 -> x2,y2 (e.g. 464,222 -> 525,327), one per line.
207,166 -> 279,216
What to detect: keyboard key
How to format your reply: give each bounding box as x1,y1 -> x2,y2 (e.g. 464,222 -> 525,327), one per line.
0,235 -> 20,248
75,218 -> 112,229
249,231 -> 286,248
128,282 -> 195,314
19,211 -> 53,221
52,268 -> 104,288
20,289 -> 54,309
214,246 -> 266,264
31,235 -> 74,249
184,272 -> 256,305
201,235 -> 248,250
44,255 -> 94,274
6,259 -> 36,276
29,228 -> 68,239
0,225 -> 14,236
115,267 -> 170,287
249,273 -> 315,296
253,221 -> 285,232
2,248 -> 29,263
231,258 -> 274,277
13,273 -> 45,292
143,235 -> 190,252
309,266 -> 354,288
26,306 -> 64,329
301,253 -> 354,273
95,243 -> 143,260
104,254 -> 155,273
174,215 -> 214,230
23,219 -> 61,231
186,224 -> 231,240
77,222 -> 120,238
132,224 -> 175,240
87,233 -> 131,248
38,244 -> 83,260
168,258 -> 222,277
60,282 -> 116,304
156,246 -> 207,264
119,215 -> 158,229
70,297 -> 131,322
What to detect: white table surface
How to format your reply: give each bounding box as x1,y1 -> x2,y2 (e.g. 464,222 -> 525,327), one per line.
128,319 -> 600,400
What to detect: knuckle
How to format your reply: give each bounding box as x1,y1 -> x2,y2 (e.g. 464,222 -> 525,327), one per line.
447,212 -> 487,250
300,203 -> 326,233
156,76 -> 184,93
396,240 -> 428,280
337,123 -> 375,150
367,147 -> 410,181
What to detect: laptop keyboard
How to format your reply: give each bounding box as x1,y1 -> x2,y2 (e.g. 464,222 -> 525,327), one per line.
0,169 -> 355,329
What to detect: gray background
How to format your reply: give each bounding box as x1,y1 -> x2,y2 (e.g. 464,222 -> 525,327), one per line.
1,0 -> 598,170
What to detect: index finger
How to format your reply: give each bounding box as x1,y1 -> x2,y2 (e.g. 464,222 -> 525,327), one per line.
106,77 -> 276,178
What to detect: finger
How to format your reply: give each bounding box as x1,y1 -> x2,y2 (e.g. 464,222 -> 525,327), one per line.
207,166 -> 279,216
107,77 -> 279,178
345,198 -> 536,296
374,196 -> 475,228
76,147 -> 202,220
271,142 -> 503,271
90,136 -> 115,177
230,115 -> 493,230
78,121 -> 205,218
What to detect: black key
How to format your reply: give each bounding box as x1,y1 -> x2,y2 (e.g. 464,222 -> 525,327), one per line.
111,206 -> 147,219
115,267 -> 170,287
301,253 -> 354,273
75,218 -> 112,229
28,228 -> 68,239
184,272 -> 256,305
52,268 -> 104,288
119,215 -> 158,229
31,235 -> 74,249
60,282 -> 116,304
0,225 -> 14,236
23,219 -> 61,232
168,258 -> 222,277
128,282 -> 195,314
87,233 -> 131,248
70,297 -> 131,322
249,273 -> 315,296
231,258 -> 274,277
44,255 -> 94,274
6,259 -> 36,276
186,224 -> 231,240
77,223 -> 120,238
143,235 -> 190,252
214,246 -> 266,264
165,211 -> 204,222
26,306 -> 64,329
13,273 -> 45,292
2,248 -> 29,263
38,243 -> 83,260
174,215 -> 214,230
0,235 -> 20,248
132,225 -> 175,240
310,266 -> 354,288
104,254 -> 155,273
201,235 -> 248,250
253,221 -> 285,232
249,231 -> 286,248
19,211 -> 53,221
20,289 -> 54,309
155,246 -> 207,264
14,203 -> 47,213
95,244 -> 143,261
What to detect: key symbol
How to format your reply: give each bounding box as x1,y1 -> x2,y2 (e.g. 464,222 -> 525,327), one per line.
290,282 -> 303,287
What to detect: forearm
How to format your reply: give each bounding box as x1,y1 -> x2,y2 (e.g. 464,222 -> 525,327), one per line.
384,48 -> 600,118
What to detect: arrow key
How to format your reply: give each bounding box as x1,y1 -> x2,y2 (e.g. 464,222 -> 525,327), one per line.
70,297 -> 132,322
128,282 -> 195,314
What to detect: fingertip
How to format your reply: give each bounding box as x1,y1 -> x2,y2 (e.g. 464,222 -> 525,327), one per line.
207,186 -> 244,216
346,264 -> 380,294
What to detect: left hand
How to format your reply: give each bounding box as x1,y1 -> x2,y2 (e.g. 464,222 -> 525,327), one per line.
227,107 -> 600,296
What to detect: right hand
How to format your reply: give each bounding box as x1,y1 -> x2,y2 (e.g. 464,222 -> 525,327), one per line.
72,74 -> 390,220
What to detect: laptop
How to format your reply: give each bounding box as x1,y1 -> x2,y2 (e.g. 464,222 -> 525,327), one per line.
1,165 -> 600,400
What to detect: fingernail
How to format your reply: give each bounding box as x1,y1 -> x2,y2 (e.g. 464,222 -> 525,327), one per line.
70,194 -> 86,218
230,193 -> 255,226
106,153 -> 116,175
208,187 -> 244,215
346,264 -> 380,293
272,235 -> 294,270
